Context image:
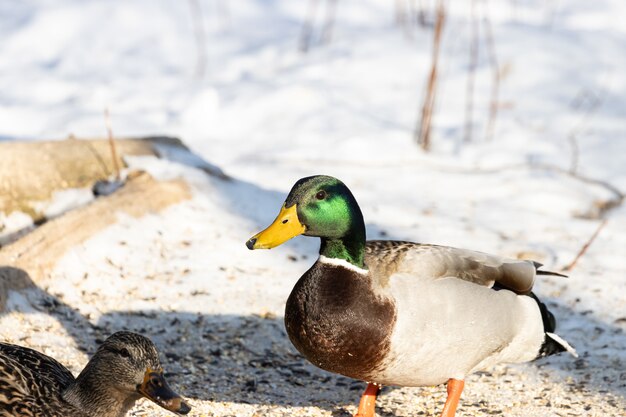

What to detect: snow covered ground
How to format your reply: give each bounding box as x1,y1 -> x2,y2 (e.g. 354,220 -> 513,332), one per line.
1,1 -> 625,416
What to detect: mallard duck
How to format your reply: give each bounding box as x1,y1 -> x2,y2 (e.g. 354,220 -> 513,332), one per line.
246,175 -> 576,417
0,331 -> 191,417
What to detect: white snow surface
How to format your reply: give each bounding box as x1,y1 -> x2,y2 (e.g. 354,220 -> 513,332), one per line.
32,187 -> 95,219
1,1 -> 625,416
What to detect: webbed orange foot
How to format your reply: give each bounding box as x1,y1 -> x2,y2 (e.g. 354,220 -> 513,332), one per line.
439,379 -> 464,417
354,383 -> 380,417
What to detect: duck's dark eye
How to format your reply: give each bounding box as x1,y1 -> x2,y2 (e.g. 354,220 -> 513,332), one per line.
119,348 -> 131,358
315,190 -> 327,200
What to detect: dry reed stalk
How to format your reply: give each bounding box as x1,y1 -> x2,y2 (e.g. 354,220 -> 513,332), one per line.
562,219 -> 608,272
464,0 -> 479,143
415,0 -> 445,151
483,0 -> 500,142
104,108 -> 120,181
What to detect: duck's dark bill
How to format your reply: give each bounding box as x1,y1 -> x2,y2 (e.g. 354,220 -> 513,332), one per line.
138,369 -> 191,415
246,203 -> 305,249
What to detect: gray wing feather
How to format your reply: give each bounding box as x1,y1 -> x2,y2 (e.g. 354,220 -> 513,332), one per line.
365,241 -> 537,294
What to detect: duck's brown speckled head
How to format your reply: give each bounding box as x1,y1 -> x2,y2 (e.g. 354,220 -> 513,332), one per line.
72,331 -> 191,416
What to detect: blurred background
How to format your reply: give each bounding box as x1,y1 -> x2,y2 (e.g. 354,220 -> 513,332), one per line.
2,0 -> 624,175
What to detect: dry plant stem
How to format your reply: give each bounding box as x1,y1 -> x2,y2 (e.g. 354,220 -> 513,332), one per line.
531,163 -> 625,207
321,0 -> 338,44
463,0 -> 478,144
483,0 -> 500,142
300,0 -> 319,52
188,0 -> 208,80
562,219 -> 608,272
460,161 -> 624,218
415,0 -> 445,151
104,108 -> 121,181
566,89 -> 604,174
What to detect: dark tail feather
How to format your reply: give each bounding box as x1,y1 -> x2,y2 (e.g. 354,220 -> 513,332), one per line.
537,270 -> 568,278
529,292 -> 556,333
532,261 -> 568,278
529,292 -> 577,358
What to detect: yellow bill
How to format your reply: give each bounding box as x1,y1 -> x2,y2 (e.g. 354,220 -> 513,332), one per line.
246,204 -> 305,250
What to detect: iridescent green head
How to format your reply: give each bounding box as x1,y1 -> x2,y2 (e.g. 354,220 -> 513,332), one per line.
246,175 -> 366,267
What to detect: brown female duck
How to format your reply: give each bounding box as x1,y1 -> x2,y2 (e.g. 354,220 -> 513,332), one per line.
0,331 -> 190,417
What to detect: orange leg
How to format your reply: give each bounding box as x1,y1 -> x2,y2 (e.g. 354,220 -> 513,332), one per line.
439,379 -> 465,417
354,383 -> 381,417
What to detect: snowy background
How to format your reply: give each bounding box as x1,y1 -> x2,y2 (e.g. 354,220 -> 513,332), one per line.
0,0 -> 625,416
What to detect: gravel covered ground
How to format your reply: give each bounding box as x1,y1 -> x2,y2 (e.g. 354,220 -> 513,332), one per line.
1,159 -> 625,417
3,284 -> 626,417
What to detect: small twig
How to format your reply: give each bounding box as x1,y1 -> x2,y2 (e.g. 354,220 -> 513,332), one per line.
463,0 -> 478,143
415,0 -> 445,151
396,153 -> 624,213
488,163 -> 624,218
104,108 -> 121,181
530,163 -> 625,203
561,219 -> 608,272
